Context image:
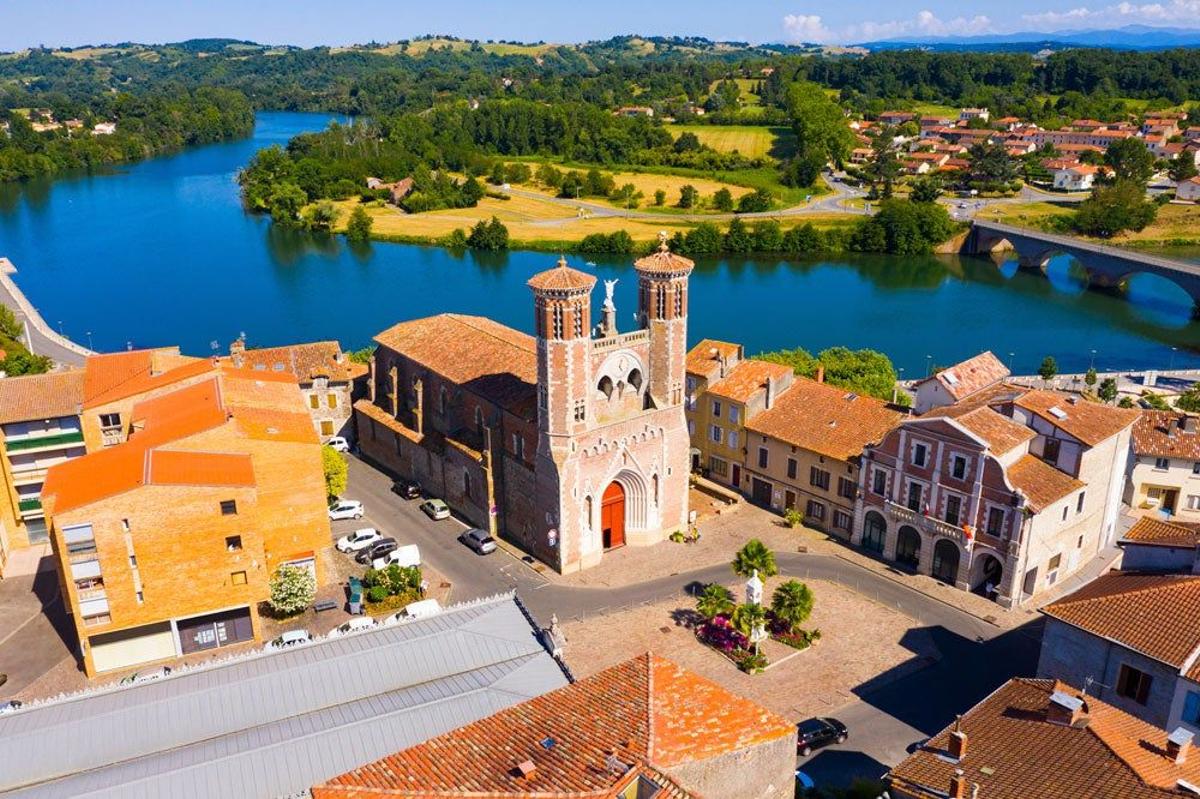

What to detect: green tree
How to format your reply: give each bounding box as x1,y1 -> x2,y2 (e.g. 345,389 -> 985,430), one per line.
910,175 -> 943,203
1084,366 -> 1098,389
0,305 -> 23,341
1038,355 -> 1058,383
817,346 -> 901,401
730,602 -> 768,653
753,220 -> 784,252
683,222 -> 723,254
1105,138 -> 1156,186
322,445 -> 348,501
865,134 -> 901,199
696,583 -> 736,620
770,580 -> 815,632
612,182 -> 644,209
268,563 -> 316,616
467,216 -> 509,250
0,350 -> 52,376
724,218 -> 754,253
967,142 -> 1019,188
732,539 -> 778,578
678,184 -> 699,209
653,189 -> 666,206
1142,392 -> 1170,410
1177,387 -> 1200,412
348,346 -> 374,364
736,187 -> 773,213
267,182 -> 307,224
673,131 -> 702,153
302,200 -> 339,232
713,187 -> 734,212
786,80 -> 855,172
345,205 -> 373,242
1074,180 -> 1158,238
1098,377 -> 1119,404
782,223 -> 824,253
849,199 -> 958,255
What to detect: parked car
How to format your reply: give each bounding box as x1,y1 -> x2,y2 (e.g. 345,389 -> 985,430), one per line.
796,717 -> 847,757
328,499 -> 364,521
420,499 -> 450,520
335,527 -> 382,553
392,479 -> 421,500
269,629 -> 312,650
329,616 -> 376,638
459,527 -> 497,555
326,436 -> 350,452
119,666 -> 172,685
0,700 -> 23,715
386,598 -> 441,624
373,543 -> 421,570
355,537 -> 398,565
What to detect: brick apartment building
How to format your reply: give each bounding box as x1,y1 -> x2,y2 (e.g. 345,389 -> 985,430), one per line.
41,356 -> 330,675
355,244 -> 693,573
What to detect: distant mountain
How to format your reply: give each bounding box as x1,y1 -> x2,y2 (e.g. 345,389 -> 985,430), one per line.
859,24 -> 1200,52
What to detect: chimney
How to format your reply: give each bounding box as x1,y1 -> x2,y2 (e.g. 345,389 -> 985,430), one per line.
230,336 -> 246,369
949,769 -> 967,799
1186,416 -> 1198,435
765,377 -> 776,410
1047,690 -> 1087,727
948,715 -> 968,761
1168,727 -> 1194,765
815,365 -> 825,384
516,760 -> 536,780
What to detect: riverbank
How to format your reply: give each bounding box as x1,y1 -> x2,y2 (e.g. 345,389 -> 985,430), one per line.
985,200 -> 1200,249
0,259 -> 93,368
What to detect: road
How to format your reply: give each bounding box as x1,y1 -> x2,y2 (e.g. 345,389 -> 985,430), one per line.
0,260 -> 92,367
340,455 -> 1042,789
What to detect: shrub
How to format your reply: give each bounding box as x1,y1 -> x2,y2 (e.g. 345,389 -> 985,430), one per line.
732,539 -> 778,577
770,580 -> 815,632
322,445 -> 348,502
366,585 -> 388,604
696,583 -> 736,620
345,205 -> 373,242
467,216 -> 509,250
268,564 -> 316,616
783,508 -> 804,528
782,222 -> 824,253
683,222 -> 723,254
732,648 -> 768,673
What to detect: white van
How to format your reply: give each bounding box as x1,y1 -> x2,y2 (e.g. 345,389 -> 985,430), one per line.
387,598 -> 441,624
372,543 -> 420,570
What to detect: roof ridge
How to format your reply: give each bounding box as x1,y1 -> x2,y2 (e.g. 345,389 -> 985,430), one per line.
644,651 -> 656,765
1052,573 -> 1200,608
444,313 -> 535,353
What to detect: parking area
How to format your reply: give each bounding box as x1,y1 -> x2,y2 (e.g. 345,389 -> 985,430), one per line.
0,559 -> 76,702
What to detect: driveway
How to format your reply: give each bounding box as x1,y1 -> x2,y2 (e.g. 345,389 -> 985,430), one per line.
0,561 -> 76,701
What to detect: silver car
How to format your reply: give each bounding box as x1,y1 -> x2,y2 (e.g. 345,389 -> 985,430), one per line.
459,527 -> 497,555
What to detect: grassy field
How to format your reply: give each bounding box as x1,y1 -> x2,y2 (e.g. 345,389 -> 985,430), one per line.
707,78 -> 763,105
663,125 -> 793,159
907,102 -> 960,118
336,39 -> 556,58
986,200 -> 1200,246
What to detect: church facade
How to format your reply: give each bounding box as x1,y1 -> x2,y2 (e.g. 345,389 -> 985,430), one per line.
354,240 -> 693,573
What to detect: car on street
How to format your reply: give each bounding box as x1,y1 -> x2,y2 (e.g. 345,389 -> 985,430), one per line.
119,666 -> 172,685
335,527 -> 383,553
269,629 -> 312,650
355,537 -> 398,565
459,527 -> 497,555
326,436 -> 350,452
385,598 -> 441,624
419,499 -> 451,520
0,700 -> 23,715
392,479 -> 421,500
328,499 -> 364,521
796,717 -> 847,757
329,616 -> 376,638
373,543 -> 421,570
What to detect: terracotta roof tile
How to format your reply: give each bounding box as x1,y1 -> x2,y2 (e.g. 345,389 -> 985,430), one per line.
706,359 -> 792,404
526,257 -> 597,292
1133,411 -> 1200,460
146,449 -> 254,488
889,678 -> 1200,799
231,340 -> 365,383
0,369 -> 84,424
82,349 -> 211,408
634,239 -> 695,275
1014,390 -> 1138,446
374,314 -> 537,417
1122,516 -> 1200,549
930,405 -> 1034,456
745,377 -> 904,461
1043,572 -> 1200,676
918,351 -> 1009,401
1007,453 -> 1084,512
314,653 -> 791,798
685,339 -> 741,381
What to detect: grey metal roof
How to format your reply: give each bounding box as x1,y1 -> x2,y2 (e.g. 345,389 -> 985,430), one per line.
0,594 -> 568,799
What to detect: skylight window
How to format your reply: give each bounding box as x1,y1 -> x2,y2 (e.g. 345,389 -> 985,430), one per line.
1048,406 -> 1068,420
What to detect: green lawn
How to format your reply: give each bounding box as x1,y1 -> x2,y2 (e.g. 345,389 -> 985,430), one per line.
664,124 -> 794,159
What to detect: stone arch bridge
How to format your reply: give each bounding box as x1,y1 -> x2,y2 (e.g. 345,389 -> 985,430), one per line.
966,220 -> 1200,313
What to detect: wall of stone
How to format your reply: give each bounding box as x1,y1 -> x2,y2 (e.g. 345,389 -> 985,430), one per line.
665,734 -> 795,799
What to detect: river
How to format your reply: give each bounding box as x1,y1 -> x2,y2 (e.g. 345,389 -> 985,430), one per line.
1,110 -> 1199,376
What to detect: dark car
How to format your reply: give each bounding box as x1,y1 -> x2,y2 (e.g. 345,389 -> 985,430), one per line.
392,479 -> 421,500
356,537 -> 398,565
796,717 -> 847,756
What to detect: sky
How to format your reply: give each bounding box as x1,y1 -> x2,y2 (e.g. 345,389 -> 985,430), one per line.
5,0 -> 1200,51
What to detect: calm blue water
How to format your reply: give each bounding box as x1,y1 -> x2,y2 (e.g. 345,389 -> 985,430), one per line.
1,110 -> 1200,375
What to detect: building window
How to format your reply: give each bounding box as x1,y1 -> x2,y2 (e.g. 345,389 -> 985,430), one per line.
987,507 -> 1005,537
710,425 -> 722,444
1116,664 -> 1153,705
688,420 -> 695,436
511,433 -> 525,460
758,447 -> 769,469
309,394 -> 320,409
729,430 -> 739,449
656,285 -> 666,317
1062,506 -> 1068,522
63,523 -> 97,555
1189,495 -> 1200,511
833,510 -> 852,531
1076,492 -> 1085,513
951,455 -> 967,480
1043,438 -> 1062,465
912,442 -> 928,467
708,457 -> 728,477
1183,691 -> 1200,725
686,376 -> 696,392
574,307 -> 584,338
712,400 -> 722,417
327,393 -> 338,409
231,571 -> 248,586
906,481 -> 923,512
837,477 -> 856,500
674,285 -> 683,317
320,420 -> 334,436
136,591 -> 144,604
787,458 -> 797,480
220,500 -> 238,516
809,467 -> 830,490
1047,553 -> 1062,585
552,305 -> 563,339
1192,461 -> 1200,475
464,471 -> 472,500
945,494 -> 962,526
1156,457 -> 1171,470
439,387 -> 448,415
872,469 -> 887,496
99,412 -> 121,429
729,406 -> 739,424
225,536 -> 242,552
574,400 -> 586,422
805,500 -> 826,521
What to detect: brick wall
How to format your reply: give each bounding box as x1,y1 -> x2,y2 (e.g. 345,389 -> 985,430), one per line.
665,734 -> 795,799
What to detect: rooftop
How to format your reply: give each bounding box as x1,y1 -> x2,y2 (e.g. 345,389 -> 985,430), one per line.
1013,390 -> 1139,447
706,359 -> 793,405
634,236 -> 696,276
1122,516 -> 1200,549
230,340 -> 367,382
685,339 -> 741,381
1133,411 -> 1200,460
1006,453 -> 1085,513
81,348 -> 209,408
0,594 -> 568,799
315,652 -> 793,798
918,351 -> 1010,402
0,369 -> 85,425
926,405 -> 1035,457
889,678 -> 1200,799
526,256 -> 598,293
745,377 -> 904,461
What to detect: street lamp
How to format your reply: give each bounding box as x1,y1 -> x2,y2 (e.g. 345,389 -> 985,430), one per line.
1008,352 -> 1015,372
57,320 -> 63,335
1171,347 -> 1178,371
86,330 -> 93,350
925,354 -> 933,378
1089,349 -> 1097,370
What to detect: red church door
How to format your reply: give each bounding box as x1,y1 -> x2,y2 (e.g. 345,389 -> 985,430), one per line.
601,482 -> 626,550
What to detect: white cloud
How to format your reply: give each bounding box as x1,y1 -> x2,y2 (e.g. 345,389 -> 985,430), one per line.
784,9 -> 992,44
1022,0 -> 1200,28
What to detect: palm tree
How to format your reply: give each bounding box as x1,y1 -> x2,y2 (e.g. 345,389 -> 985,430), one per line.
731,602 -> 768,654
770,580 -> 815,633
696,584 -> 735,620
731,539 -> 778,578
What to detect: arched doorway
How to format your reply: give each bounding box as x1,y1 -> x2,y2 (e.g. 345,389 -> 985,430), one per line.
974,553 -> 1004,599
601,482 -> 626,550
896,526 -> 921,569
863,511 -> 886,554
932,539 -> 961,585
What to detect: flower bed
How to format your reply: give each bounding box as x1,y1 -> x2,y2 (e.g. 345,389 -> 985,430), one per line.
768,613 -> 820,650
697,615 -> 765,673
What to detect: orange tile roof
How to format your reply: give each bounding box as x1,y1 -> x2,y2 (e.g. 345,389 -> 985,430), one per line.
82,349 -> 211,408
146,449 -> 254,488
233,406 -> 319,444
0,369 -> 84,424
231,340 -> 366,382
129,378 -> 227,446
1122,516 -> 1200,549
634,240 -> 695,275
374,314 -> 537,416
313,653 -> 792,798
526,257 -> 597,292
889,678 -> 1200,799
927,405 -> 1034,456
745,377 -> 904,461
918,351 -> 1009,402
1043,572 -> 1200,677
1014,390 -> 1139,446
685,339 -> 741,381
1133,411 -> 1200,459
1006,454 -> 1084,512
706,359 -> 792,404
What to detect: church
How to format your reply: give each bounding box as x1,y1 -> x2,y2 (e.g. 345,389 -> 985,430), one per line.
353,237 -> 694,572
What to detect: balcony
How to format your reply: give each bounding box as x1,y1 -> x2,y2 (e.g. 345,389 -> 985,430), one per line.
17,498 -> 42,513
592,329 -> 649,352
100,427 -> 123,447
4,430 -> 84,453
884,501 -> 970,545
884,500 -> 918,523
